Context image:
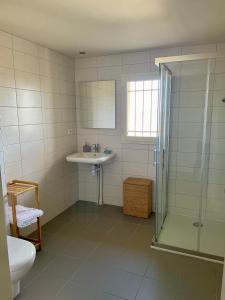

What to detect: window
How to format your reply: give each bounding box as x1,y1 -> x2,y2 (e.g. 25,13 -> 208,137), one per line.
126,79 -> 159,138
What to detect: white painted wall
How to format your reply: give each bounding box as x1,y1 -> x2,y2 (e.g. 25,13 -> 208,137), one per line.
0,30 -> 78,228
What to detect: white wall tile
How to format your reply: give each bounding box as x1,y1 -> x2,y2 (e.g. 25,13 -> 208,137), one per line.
122,162 -> 148,177
178,138 -> 202,153
0,67 -> 15,88
178,123 -> 203,138
214,73 -> 225,90
176,194 -> 199,210
97,54 -> 122,67
180,74 -> 207,91
4,161 -> 22,181
176,166 -> 201,182
21,140 -> 44,160
21,156 -> 45,176
0,108 -> 18,126
42,108 -> 63,124
208,169 -> 225,184
0,87 -> 16,106
179,108 -> 204,122
1,126 -> 19,145
19,124 -> 43,142
0,46 -> 13,68
0,34 -> 77,228
40,76 -> 59,93
75,57 -> 97,69
14,51 -> 39,74
212,90 -> 225,107
58,65 -> 74,82
39,59 -> 59,78
212,107 -> 225,123
122,63 -> 149,74
41,92 -> 58,108
181,44 -> 216,55
98,66 -> 122,80
177,153 -> 201,168
176,180 -> 201,197
209,154 -> 225,170
179,91 -> 205,107
210,140 -> 225,154
215,58 -> 225,74
149,47 -> 181,61
121,148 -> 148,163
13,36 -> 38,56
18,108 -> 42,125
207,183 -> 225,199
15,70 -> 40,90
75,68 -> 98,82
3,144 -> 21,163
16,90 -> 42,107
59,80 -> 75,95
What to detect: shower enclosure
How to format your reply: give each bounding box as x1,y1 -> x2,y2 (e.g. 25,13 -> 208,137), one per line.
153,52 -> 225,261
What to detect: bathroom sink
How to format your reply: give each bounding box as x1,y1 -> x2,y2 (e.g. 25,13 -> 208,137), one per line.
66,152 -> 116,165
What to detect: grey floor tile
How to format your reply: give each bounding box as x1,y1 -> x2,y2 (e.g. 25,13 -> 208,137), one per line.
87,242 -> 128,266
56,282 -> 96,300
70,260 -> 109,290
17,201 -> 223,300
21,249 -> 55,290
42,232 -> 72,254
145,251 -> 181,288
135,277 -> 176,300
114,249 -> 150,276
95,292 -> 127,300
21,273 -> 66,300
102,268 -> 142,300
63,236 -> 100,259
41,254 -> 81,280
106,221 -> 139,244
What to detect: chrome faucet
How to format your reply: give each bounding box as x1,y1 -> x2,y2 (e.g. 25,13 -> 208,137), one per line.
91,143 -> 100,153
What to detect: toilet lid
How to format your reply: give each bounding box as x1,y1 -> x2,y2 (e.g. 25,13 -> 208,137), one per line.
7,236 -> 36,272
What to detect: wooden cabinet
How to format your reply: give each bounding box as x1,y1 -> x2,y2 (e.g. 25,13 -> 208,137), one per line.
123,177 -> 152,218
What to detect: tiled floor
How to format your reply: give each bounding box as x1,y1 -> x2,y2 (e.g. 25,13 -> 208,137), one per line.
16,201 -> 223,300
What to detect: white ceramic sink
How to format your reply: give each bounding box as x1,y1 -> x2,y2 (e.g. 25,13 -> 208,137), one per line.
66,152 -> 116,165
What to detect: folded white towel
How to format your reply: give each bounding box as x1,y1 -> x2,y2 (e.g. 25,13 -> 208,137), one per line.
7,205 -> 44,228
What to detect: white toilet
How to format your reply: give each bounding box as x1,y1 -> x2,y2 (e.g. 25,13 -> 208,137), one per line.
7,235 -> 36,298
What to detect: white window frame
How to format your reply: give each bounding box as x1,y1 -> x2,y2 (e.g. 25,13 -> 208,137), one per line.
121,72 -> 159,144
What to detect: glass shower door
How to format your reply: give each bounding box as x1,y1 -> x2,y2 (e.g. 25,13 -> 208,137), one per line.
155,64 -> 171,240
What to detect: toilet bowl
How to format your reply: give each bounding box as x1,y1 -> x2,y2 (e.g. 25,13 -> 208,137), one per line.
7,235 -> 36,298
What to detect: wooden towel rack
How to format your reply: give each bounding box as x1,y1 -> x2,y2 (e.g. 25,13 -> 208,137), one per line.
7,180 -> 42,251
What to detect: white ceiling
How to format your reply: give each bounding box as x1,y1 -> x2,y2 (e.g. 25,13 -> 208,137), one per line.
0,0 -> 225,57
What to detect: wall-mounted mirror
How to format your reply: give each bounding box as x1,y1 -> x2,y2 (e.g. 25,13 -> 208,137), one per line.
77,80 -> 116,129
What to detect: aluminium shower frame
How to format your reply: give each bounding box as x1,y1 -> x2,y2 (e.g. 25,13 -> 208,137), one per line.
152,51 -> 225,263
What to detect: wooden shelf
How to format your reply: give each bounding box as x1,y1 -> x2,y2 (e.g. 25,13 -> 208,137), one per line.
7,180 -> 42,251
7,182 -> 36,196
